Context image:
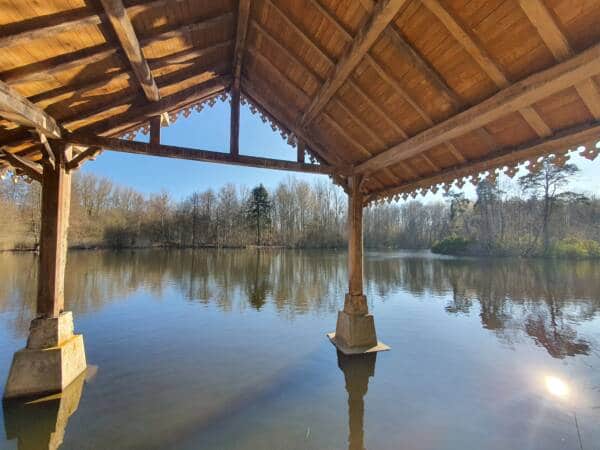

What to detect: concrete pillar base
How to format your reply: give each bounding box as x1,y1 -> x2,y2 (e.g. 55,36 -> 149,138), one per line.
3,312 -> 87,400
328,310 -> 390,355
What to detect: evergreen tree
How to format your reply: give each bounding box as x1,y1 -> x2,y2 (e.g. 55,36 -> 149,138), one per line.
246,184 -> 272,245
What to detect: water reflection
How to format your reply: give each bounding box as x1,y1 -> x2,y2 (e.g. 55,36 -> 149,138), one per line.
337,352 -> 377,450
0,250 -> 598,360
2,373 -> 85,450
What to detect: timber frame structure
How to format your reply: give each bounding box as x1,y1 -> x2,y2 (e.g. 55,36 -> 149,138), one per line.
1,0 -> 600,396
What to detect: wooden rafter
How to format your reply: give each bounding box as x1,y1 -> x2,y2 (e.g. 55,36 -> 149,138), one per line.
66,146 -> 102,171
367,121 -> 600,201
0,9 -> 105,49
0,80 -> 62,138
299,0 -> 408,127
356,41 -> 600,175
231,0 -> 252,156
60,134 -> 339,175
304,0 -> 466,164
0,147 -> 43,182
421,0 -> 552,138
518,0 -> 600,120
100,0 -> 160,102
2,13 -> 232,89
241,78 -> 346,169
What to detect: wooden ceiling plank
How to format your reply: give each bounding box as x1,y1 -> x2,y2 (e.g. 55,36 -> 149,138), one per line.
517,0 -> 571,61
100,0 -> 160,102
355,41 -> 600,174
0,80 -> 62,138
252,17 -> 408,144
231,0 -> 252,156
518,0 -> 600,120
422,0 -> 552,137
0,10 -> 105,49
385,25 -> 461,110
307,0 -> 465,166
299,0 -> 408,127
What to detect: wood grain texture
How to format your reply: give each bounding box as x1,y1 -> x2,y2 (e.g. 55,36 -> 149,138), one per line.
300,0 -> 408,126
0,80 -> 61,137
100,0 -> 160,101
356,41 -> 600,174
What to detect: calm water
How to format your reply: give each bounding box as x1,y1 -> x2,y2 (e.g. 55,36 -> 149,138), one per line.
0,249 -> 599,450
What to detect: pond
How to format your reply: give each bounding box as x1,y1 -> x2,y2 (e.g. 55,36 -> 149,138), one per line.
0,249 -> 599,450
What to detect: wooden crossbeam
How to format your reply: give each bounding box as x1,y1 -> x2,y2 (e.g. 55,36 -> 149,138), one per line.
355,41 -> 600,174
0,147 -> 43,182
0,8 -> 105,49
100,0 -> 160,102
366,121 -> 600,201
66,146 -> 102,171
305,0 -> 467,165
421,0 -> 553,138
517,0 -> 600,120
0,79 -> 62,138
59,134 -> 339,175
299,0 -> 408,127
2,13 -> 231,87
230,0 -> 251,156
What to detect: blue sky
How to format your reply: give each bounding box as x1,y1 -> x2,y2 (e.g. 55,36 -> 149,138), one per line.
83,97 -> 600,201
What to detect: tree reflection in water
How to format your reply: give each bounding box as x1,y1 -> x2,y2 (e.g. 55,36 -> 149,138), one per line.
0,250 -> 598,359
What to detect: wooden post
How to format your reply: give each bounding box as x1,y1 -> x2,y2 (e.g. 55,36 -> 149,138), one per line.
150,116 -> 161,145
345,174 -> 367,315
37,144 -> 72,318
328,174 -> 388,353
230,83 -> 240,157
297,139 -> 306,163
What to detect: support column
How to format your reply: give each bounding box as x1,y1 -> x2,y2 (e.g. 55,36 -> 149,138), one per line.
328,175 -> 389,354
4,144 -> 87,399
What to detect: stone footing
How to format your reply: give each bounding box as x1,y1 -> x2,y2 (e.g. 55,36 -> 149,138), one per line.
3,312 -> 87,399
328,310 -> 390,355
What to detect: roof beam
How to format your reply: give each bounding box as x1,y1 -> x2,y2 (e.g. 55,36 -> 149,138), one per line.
355,41 -> 600,174
60,134 -> 338,175
66,146 -> 102,171
304,0 -> 467,164
367,120 -> 600,201
100,0 -> 160,101
421,0 -> 552,137
517,0 -> 600,120
299,0 -> 408,127
231,0 -> 251,156
0,147 -> 43,182
0,80 -> 61,138
0,8 -> 105,49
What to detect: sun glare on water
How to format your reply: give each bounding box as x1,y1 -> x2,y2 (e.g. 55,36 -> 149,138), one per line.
545,376 -> 569,399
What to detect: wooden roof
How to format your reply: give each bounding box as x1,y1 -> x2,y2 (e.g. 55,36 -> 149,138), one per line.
0,0 -> 599,202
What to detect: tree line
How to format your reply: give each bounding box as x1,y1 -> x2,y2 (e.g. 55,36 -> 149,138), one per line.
0,157 -> 598,256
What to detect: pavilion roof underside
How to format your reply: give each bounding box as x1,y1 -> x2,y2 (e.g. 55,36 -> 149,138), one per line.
0,0 -> 599,201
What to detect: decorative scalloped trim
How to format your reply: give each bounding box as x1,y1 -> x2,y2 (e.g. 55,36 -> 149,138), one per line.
117,92 -> 229,142
366,141 -> 599,206
241,93 -> 320,164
